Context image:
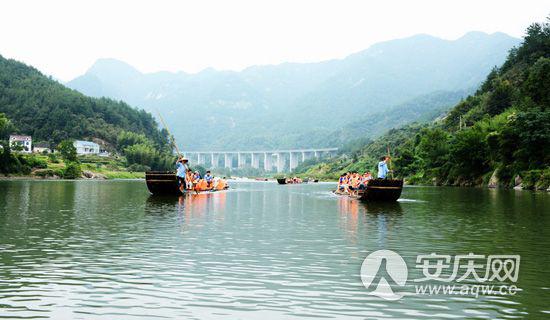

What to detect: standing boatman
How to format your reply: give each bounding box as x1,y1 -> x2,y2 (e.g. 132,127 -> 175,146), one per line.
377,156 -> 391,179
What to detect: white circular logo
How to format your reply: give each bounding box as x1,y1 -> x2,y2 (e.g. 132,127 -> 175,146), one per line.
361,250 -> 408,300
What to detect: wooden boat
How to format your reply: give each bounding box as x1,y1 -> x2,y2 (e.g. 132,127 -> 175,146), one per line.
145,171 -> 228,196
334,178 -> 403,202
277,177 -> 306,185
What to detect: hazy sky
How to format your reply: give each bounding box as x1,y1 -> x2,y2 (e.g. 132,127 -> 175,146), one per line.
0,0 -> 548,81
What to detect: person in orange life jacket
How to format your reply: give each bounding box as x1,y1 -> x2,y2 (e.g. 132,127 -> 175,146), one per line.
204,171 -> 214,189
176,157 -> 189,192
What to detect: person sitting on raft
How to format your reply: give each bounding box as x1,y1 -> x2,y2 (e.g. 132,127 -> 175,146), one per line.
193,174 -> 228,192
193,171 -> 202,183
361,171 -> 372,185
185,169 -> 194,190
215,177 -> 227,190
204,171 -> 214,188
355,171 -> 372,192
348,172 -> 362,196
338,173 -> 348,192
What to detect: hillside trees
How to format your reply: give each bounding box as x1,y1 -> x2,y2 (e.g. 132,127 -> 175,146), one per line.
296,17 -> 550,189
0,54 -> 169,150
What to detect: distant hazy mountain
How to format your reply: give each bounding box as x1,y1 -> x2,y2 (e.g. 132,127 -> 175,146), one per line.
67,31 -> 520,150
320,88 -> 474,147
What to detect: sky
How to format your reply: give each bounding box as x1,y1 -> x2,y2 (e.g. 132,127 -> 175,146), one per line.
0,0 -> 548,81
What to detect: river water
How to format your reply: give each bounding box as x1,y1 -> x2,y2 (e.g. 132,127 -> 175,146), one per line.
0,180 -> 548,319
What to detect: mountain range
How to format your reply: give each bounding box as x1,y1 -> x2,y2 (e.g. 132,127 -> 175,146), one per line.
67,31 -> 520,151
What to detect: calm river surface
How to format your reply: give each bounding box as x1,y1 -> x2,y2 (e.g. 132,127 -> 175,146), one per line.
0,180 -> 549,319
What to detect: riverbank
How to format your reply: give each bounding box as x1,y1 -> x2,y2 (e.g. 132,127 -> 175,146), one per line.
1,153 -> 145,180
290,170 -> 549,191
292,155 -> 550,191
1,170 -> 144,180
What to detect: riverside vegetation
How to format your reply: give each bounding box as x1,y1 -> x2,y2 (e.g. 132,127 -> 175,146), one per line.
295,19 -> 550,190
0,54 -> 178,178
0,132 -> 149,180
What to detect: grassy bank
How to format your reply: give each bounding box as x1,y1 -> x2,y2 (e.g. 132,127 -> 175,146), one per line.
4,153 -> 146,180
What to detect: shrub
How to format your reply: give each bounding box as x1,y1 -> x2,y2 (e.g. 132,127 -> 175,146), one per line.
538,169 -> 550,190
33,169 -> 56,178
24,156 -> 48,169
127,163 -> 151,172
48,153 -> 60,163
63,162 -> 82,179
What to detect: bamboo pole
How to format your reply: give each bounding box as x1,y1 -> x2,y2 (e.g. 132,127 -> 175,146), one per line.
386,146 -> 394,179
157,110 -> 181,157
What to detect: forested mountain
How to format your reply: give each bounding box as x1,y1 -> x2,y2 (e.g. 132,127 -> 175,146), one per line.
317,89 -> 473,147
297,19 -> 550,190
67,32 -> 519,150
0,54 -> 169,150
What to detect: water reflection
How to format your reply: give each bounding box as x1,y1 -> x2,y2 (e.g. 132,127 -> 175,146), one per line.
0,180 -> 548,319
336,196 -> 403,246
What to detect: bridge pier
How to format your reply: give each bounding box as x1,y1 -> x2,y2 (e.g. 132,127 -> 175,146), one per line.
238,153 -> 246,168
276,153 -> 285,173
224,153 -> 233,169
264,153 -> 272,171
197,153 -> 207,165
211,153 -> 220,168
251,153 -> 261,169
289,152 -> 299,171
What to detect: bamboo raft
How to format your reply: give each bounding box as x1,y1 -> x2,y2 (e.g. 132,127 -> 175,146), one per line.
277,177 -> 311,185
145,171 -> 228,196
333,178 -> 403,202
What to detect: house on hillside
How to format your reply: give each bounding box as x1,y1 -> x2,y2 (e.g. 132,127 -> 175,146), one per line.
74,140 -> 100,155
33,142 -> 51,154
9,135 -> 32,153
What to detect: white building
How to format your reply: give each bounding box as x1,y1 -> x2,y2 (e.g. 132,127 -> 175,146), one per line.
33,142 -> 51,154
9,135 -> 32,153
74,140 -> 100,155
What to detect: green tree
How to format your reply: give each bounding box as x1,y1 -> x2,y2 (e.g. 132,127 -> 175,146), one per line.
117,131 -> 149,150
483,79 -> 513,116
522,57 -> 550,106
0,113 -> 14,140
63,162 -> 82,179
415,128 -> 449,168
57,140 -> 78,162
508,108 -> 550,170
448,127 -> 490,180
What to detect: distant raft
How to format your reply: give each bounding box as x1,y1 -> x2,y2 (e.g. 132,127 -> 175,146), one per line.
277,177 -> 309,184
145,171 -> 228,196
334,178 -> 403,202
